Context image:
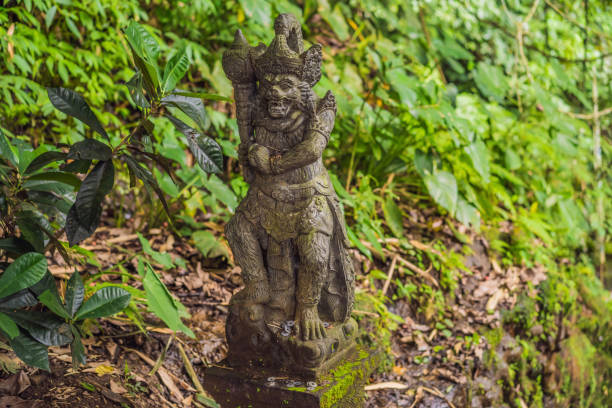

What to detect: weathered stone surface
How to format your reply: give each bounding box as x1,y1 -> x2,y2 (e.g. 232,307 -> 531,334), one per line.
204,345 -> 382,408
220,12 -> 356,373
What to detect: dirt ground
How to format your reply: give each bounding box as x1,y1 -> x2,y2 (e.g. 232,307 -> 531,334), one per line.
0,209 -> 545,408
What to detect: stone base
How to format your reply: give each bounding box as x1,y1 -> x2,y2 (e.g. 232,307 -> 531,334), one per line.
203,345 -> 381,408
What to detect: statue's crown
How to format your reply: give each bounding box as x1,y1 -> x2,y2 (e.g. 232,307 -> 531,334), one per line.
251,14 -> 322,86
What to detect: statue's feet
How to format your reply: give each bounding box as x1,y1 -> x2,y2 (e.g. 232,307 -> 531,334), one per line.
296,305 -> 327,341
232,279 -> 271,305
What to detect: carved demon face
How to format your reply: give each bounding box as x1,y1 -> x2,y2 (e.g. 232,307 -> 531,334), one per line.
262,73 -> 302,118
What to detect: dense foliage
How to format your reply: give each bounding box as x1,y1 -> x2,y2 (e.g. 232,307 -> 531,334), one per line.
1,0 -> 611,406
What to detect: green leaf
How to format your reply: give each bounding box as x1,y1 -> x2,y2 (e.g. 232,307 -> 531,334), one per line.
0,128 -> 17,167
423,170 -> 458,215
0,312 -> 19,339
153,167 -> 180,198
192,230 -> 217,257
45,5 -> 57,30
66,160 -> 115,246
473,62 -> 509,103
0,238 -> 35,257
75,287 -> 131,320
25,151 -> 67,174
204,175 -> 238,211
322,4 -> 349,41
7,311 -> 72,346
126,71 -> 150,108
16,213 -> 46,253
62,159 -> 91,173
238,0 -> 272,27
67,139 -> 112,161
26,171 -> 82,189
125,21 -> 161,95
162,93 -> 208,131
70,325 -> 86,367
170,90 -> 232,102
162,45 -> 190,95
47,88 -> 108,140
346,225 -> 372,261
10,334 -> 49,371
143,265 -> 194,338
39,289 -> 71,320
65,272 -> 85,318
166,115 -> 223,173
455,197 -> 480,230
464,139 -> 490,183
414,149 -> 433,177
382,197 -> 404,238
0,290 -> 38,310
137,233 -> 175,269
0,253 -> 47,299
125,21 -> 160,61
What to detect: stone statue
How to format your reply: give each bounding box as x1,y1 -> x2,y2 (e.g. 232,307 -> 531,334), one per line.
222,13 -> 357,374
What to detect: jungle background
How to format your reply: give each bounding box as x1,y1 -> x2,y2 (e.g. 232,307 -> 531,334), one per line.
1,0 -> 611,407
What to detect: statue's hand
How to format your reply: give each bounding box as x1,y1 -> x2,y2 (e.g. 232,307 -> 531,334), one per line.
248,144 -> 272,174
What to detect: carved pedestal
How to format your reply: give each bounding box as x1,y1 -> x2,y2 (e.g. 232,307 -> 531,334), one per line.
203,345 -> 382,408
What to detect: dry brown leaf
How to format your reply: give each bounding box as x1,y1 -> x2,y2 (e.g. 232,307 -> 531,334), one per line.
364,381 -> 409,391
0,371 -> 30,395
110,379 -> 127,394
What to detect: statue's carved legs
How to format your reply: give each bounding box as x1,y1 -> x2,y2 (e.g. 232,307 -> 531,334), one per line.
295,230 -> 331,341
225,212 -> 270,305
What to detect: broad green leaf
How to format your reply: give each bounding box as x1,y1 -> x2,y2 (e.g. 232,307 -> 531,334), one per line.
125,21 -> 160,61
7,311 -> 72,346
0,290 -> 38,310
170,90 -> 232,102
162,93 -> 208,131
162,45 -> 190,95
204,175 -> 238,211
70,325 -> 86,368
382,197 -> 404,238
0,312 -> 19,339
361,224 -> 384,260
0,253 -> 47,299
321,4 -> 349,41
192,230 -> 217,257
137,233 -> 175,269
67,139 -> 112,161
143,265 -> 194,338
62,159 -> 91,173
153,167 -> 180,198
125,21 -> 161,95
75,287 -> 131,320
10,334 -> 49,371
47,88 -> 108,140
423,170 -> 458,215
238,0 -> 271,27
386,69 -> 417,107
414,149 -> 433,177
65,272 -> 85,318
16,213 -> 46,253
0,129 -> 17,167
39,289 -> 71,320
26,171 -> 82,189
347,225 -> 372,260
126,71 -> 150,108
455,197 -> 480,230
29,272 -> 58,297
167,115 -> 223,174
66,160 -> 114,246
464,139 -> 490,183
0,238 -> 35,257
45,5 -> 57,30
473,62 -> 508,103
25,151 -> 67,174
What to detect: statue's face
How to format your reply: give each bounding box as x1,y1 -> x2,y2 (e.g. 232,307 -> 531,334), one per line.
262,74 -> 301,118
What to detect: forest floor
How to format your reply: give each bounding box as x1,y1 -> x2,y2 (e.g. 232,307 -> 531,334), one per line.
0,208 -> 548,408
